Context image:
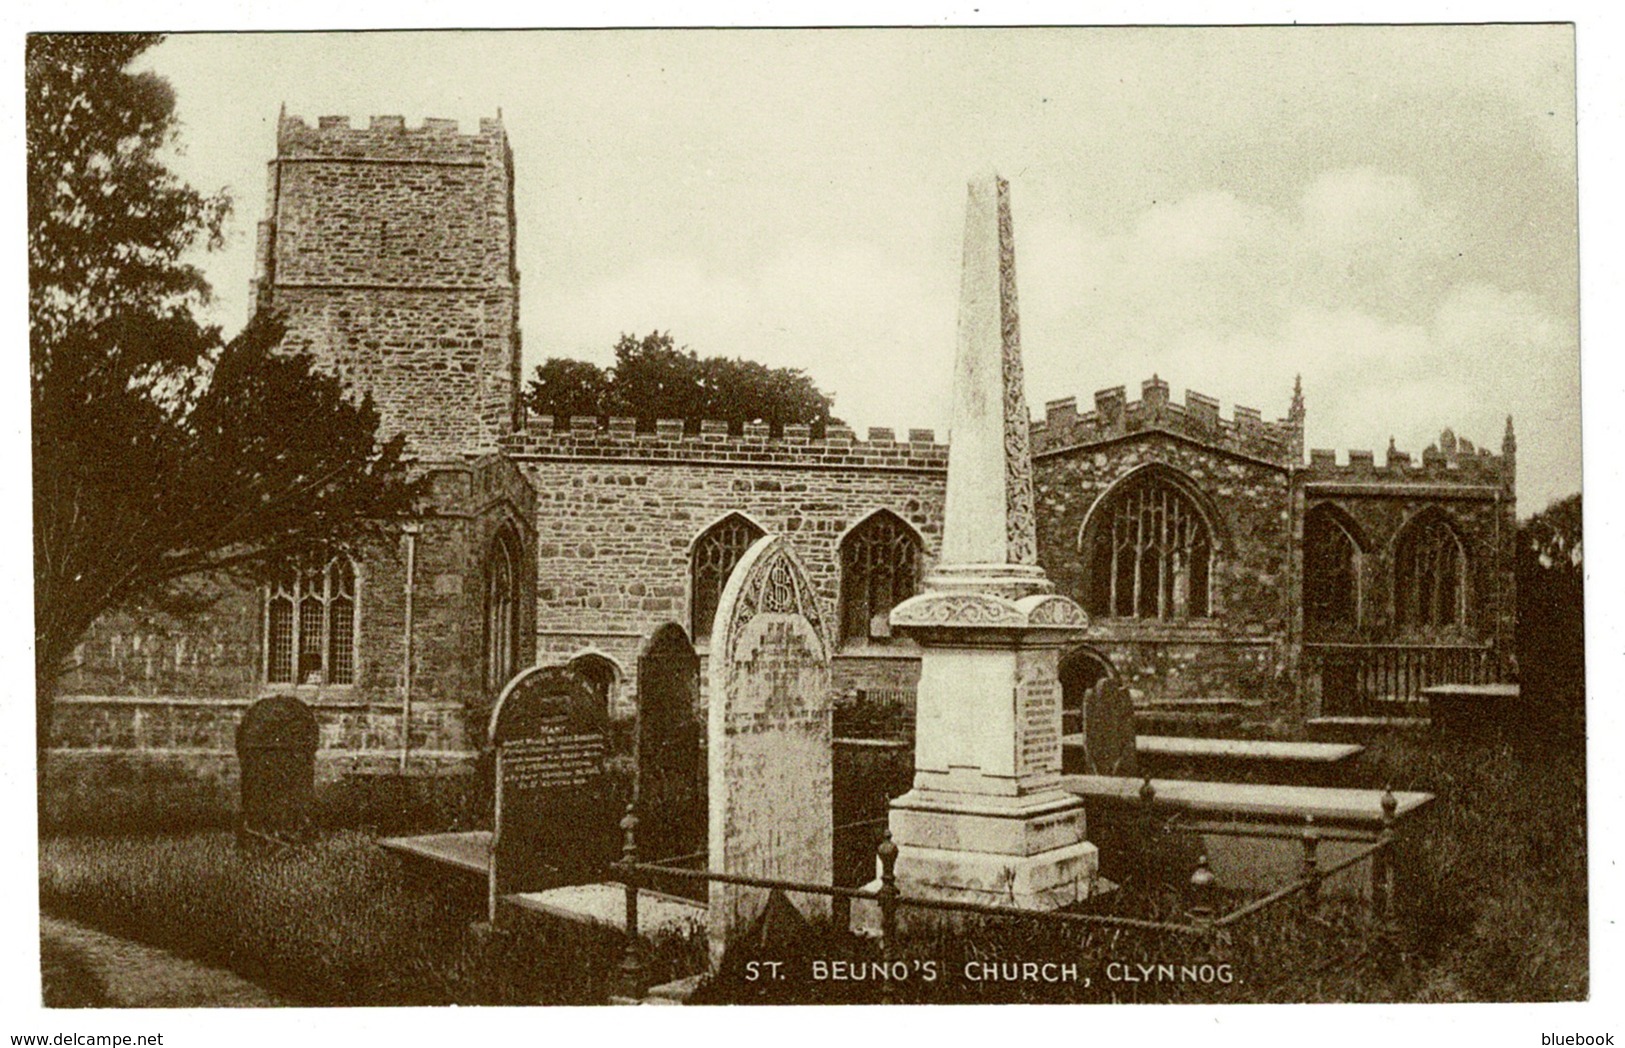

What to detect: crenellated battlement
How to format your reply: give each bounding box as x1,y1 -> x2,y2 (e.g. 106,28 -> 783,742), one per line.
1031,376 -> 1300,465
501,414 -> 948,471
1304,427 -> 1513,485
276,112 -> 507,164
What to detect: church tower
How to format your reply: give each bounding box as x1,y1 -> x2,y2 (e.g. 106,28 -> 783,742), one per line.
251,112 -> 522,459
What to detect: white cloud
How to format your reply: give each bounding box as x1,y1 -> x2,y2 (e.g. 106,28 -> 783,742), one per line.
1018,170 -> 1578,510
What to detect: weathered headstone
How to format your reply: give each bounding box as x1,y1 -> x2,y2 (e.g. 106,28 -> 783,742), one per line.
1083,677 -> 1139,777
1060,647 -> 1137,777
635,622 -> 704,866
235,696 -> 319,840
487,665 -> 613,920
708,535 -> 833,968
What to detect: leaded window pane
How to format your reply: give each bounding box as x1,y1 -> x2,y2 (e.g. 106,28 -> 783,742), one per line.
1305,508 -> 1360,631
485,530 -> 520,693
691,515 -> 765,639
264,557 -> 359,687
1396,514 -> 1466,628
1087,474 -> 1214,621
839,512 -> 921,644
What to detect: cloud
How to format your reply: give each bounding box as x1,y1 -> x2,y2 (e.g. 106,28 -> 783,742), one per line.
1018,168 -> 1578,510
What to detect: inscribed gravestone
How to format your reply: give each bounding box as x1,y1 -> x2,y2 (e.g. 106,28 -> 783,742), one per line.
487,665 -> 614,916
708,535 -> 833,968
635,622 -> 703,865
235,695 -> 319,839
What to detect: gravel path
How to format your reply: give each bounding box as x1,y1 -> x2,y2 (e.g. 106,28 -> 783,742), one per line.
40,916 -> 291,1008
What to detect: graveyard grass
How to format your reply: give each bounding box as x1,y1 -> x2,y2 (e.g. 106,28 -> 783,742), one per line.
38,718 -> 1585,1005
38,830 -> 706,1006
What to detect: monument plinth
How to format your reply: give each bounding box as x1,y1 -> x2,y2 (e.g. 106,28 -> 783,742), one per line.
871,175 -> 1100,915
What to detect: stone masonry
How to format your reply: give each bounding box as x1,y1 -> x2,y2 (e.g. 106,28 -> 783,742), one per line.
505,417 -> 947,715
251,113 -> 521,457
43,113 -> 1519,828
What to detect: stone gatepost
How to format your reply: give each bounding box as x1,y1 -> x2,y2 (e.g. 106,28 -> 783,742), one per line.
876,174 -> 1099,914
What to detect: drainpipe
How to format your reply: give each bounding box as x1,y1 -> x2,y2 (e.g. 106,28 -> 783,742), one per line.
400,522 -> 420,774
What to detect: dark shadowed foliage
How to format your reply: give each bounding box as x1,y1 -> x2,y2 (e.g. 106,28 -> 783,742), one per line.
1515,493 -> 1584,740
29,34 -> 421,759
525,330 -> 838,433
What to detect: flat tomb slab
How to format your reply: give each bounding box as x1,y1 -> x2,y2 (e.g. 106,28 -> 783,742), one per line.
504,882 -> 707,938
1061,775 -> 1432,828
1306,716 -> 1430,742
1065,776 -> 1433,899
1421,684 -> 1519,699
378,831 -> 491,875
1062,735 -> 1363,764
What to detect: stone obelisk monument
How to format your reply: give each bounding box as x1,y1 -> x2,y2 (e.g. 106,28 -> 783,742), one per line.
880,174 -> 1099,912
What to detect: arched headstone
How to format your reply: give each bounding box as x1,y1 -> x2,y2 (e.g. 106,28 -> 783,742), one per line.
487,665 -> 613,915
235,696 -> 319,839
635,623 -> 703,865
1060,646 -> 1137,777
708,535 -> 833,967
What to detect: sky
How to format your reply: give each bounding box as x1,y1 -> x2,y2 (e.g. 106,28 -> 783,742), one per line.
135,26 -> 1581,515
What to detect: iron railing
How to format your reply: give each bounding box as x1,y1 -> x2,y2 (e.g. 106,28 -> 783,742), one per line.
607,783 -> 1403,999
1304,642 -> 1496,716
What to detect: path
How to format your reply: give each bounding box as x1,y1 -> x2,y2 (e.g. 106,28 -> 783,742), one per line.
40,916 -> 290,1008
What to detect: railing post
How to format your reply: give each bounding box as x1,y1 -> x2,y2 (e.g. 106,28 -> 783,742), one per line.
617,803 -> 645,1001
877,830 -> 900,1002
1373,786 -> 1401,972
1187,853 -> 1217,949
1301,814 -> 1321,912
1139,776 -> 1157,867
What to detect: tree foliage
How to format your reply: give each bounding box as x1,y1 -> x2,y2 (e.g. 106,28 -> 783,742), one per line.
29,35 -> 419,733
1516,493 -> 1584,734
525,331 -> 837,432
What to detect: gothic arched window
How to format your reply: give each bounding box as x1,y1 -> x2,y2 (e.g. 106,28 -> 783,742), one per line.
839,511 -> 922,644
1085,471 -> 1214,620
266,557 -> 357,686
1395,511 -> 1467,628
1304,505 -> 1362,632
484,526 -> 522,693
691,514 -> 765,640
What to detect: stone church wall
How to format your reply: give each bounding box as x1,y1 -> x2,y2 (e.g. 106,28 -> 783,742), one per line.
506,417 -> 948,717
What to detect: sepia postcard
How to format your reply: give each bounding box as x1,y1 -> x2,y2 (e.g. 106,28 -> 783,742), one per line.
9,11 -> 1619,1045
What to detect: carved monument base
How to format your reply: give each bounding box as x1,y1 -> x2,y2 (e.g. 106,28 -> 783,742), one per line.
852,791 -> 1104,934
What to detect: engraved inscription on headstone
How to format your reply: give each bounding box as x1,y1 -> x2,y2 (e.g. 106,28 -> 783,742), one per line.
634,622 -> 703,866
708,535 -> 833,968
235,695 -> 319,840
1015,659 -> 1062,787
487,665 -> 613,915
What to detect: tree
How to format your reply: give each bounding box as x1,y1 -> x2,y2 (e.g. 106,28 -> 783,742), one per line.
525,356 -> 616,422
29,35 -> 419,751
525,330 -> 837,432
1516,493 -> 1584,737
